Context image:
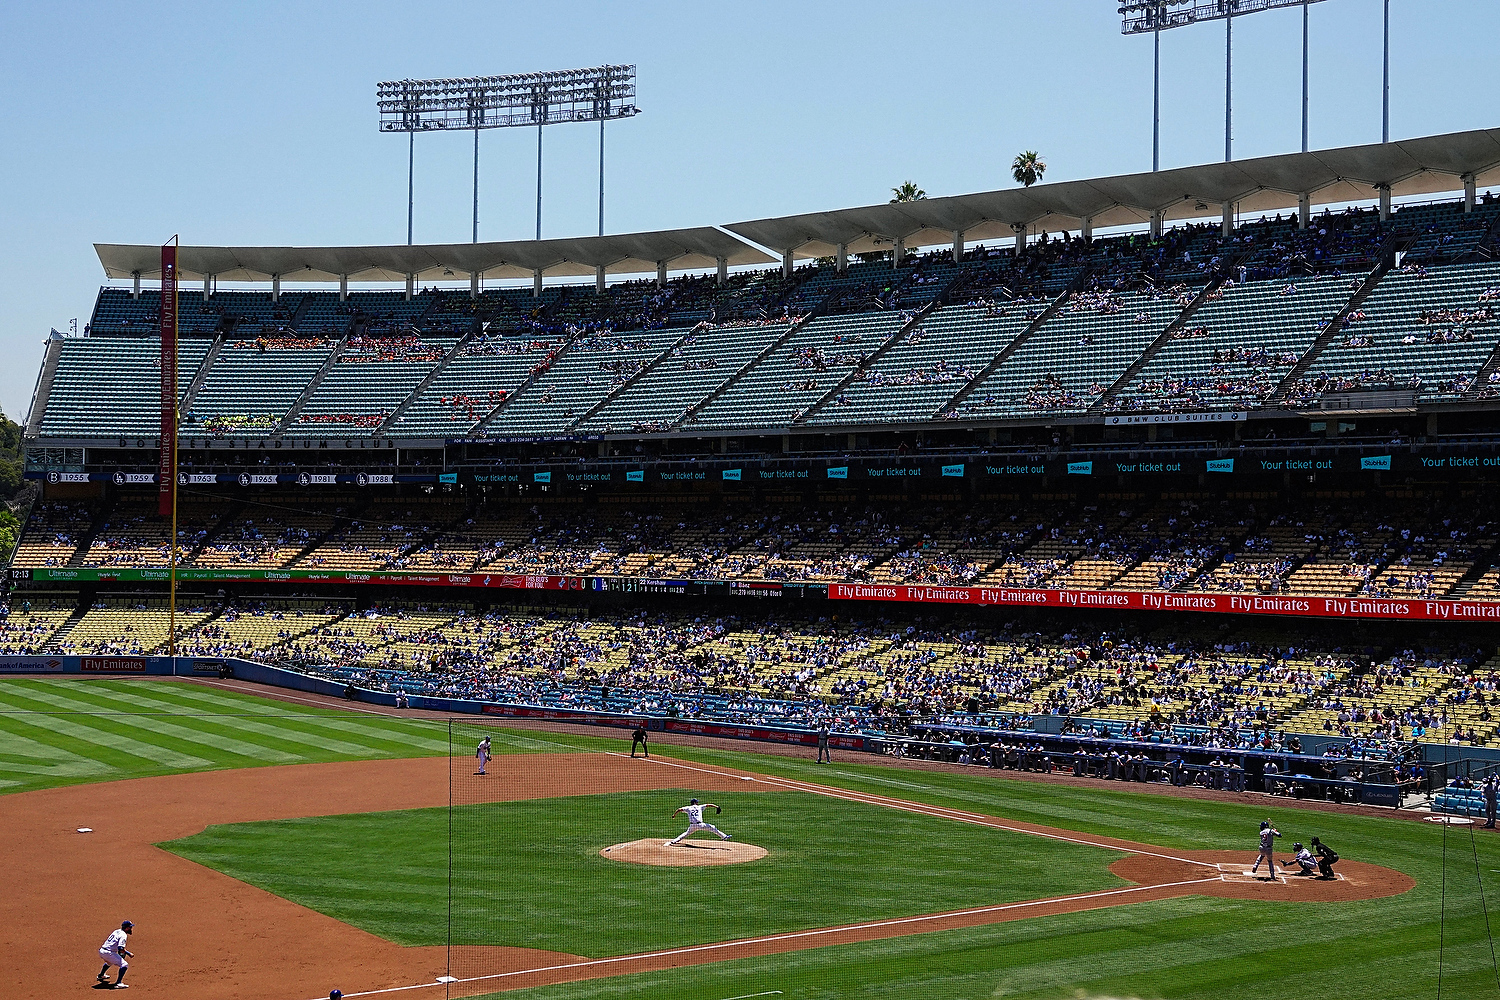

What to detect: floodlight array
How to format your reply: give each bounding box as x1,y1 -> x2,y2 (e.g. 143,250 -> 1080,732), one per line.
377,65 -> 638,131
1120,0 -> 1328,34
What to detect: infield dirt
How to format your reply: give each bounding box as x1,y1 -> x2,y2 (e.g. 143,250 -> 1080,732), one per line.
4,752 -> 1413,1000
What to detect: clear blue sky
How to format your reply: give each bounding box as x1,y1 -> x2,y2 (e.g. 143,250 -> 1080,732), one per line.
2,0 -> 1496,423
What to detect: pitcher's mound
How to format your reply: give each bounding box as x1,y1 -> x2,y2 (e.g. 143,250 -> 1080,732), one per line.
601,838 -> 768,867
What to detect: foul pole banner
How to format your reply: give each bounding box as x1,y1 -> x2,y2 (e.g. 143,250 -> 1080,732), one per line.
158,243 -> 178,517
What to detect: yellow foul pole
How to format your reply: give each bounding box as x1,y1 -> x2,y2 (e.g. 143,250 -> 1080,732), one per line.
168,235 -> 180,659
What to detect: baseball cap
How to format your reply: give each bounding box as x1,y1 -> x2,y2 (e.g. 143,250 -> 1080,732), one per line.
121,920 -> 133,929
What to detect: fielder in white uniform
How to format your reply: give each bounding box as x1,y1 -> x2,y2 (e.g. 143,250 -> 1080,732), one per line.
667,798 -> 732,846
475,736 -> 491,775
96,920 -> 134,988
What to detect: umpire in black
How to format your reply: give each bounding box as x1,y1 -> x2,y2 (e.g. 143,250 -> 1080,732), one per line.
630,723 -> 649,758
1310,836 -> 1339,879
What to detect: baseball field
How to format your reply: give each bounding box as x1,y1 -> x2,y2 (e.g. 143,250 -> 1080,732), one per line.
0,675 -> 1492,1000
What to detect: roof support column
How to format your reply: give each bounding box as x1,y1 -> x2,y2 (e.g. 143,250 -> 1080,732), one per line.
405,274 -> 414,301
339,274 -> 348,302
1464,173 -> 1477,213
272,273 -> 281,303
656,262 -> 667,288
469,271 -> 478,301
204,274 -> 212,302
893,238 -> 904,268
836,243 -> 847,274
1221,202 -> 1233,238
716,256 -> 727,285
131,271 -> 140,300
1150,211 -> 1163,238
1377,183 -> 1391,222
1013,224 -> 1027,257
1081,217 -> 1093,242
782,251 -> 793,279
533,269 -> 543,298
596,264 -> 606,293
1298,194 -> 1311,230
951,230 -> 964,264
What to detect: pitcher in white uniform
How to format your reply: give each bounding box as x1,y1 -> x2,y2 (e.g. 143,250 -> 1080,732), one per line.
667,797 -> 732,846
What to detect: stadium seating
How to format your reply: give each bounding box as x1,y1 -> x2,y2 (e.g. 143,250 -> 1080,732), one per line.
1285,262 -> 1500,405
186,337 -> 335,435
492,331 -> 684,435
688,313 -> 911,430
1109,273 -> 1360,413
38,337 -> 213,438
952,289 -> 1183,418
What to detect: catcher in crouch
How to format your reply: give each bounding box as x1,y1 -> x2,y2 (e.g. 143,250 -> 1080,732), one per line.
667,797 -> 732,846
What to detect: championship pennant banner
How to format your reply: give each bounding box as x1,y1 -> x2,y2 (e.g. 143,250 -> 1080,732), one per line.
158,242 -> 178,517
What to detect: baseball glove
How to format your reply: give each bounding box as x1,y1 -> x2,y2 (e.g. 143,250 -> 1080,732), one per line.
715,806 -> 722,814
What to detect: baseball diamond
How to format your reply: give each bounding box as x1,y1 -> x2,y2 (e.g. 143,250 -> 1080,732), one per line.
0,676 -> 1480,1000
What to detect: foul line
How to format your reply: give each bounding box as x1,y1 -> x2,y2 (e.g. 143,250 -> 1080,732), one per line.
312,877 -> 1220,1000
607,750 -> 1216,870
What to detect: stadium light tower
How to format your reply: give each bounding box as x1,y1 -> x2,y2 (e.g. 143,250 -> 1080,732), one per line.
378,65 -> 639,244
1121,1 -> 1331,166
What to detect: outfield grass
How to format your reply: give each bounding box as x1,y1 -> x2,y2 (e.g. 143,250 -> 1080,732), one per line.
164,789 -> 1125,955
0,678 -> 613,794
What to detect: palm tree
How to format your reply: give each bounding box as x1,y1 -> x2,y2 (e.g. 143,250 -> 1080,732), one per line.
890,181 -> 926,203
1012,151 -> 1046,188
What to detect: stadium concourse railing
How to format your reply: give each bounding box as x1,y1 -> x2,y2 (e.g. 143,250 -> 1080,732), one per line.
0,653 -> 1487,788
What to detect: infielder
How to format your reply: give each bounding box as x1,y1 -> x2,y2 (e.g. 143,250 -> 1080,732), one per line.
667,797 -> 732,846
96,919 -> 133,988
1250,820 -> 1281,878
475,736 -> 491,775
1285,842 -> 1318,876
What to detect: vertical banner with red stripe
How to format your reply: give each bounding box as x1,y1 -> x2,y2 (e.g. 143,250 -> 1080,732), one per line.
158,242 -> 178,516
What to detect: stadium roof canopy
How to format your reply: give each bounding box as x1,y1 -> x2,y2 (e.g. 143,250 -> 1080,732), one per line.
95,127 -> 1500,281
727,127 -> 1500,258
94,227 -> 773,283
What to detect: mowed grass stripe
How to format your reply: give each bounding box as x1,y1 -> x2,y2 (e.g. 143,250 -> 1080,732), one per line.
0,703 -> 216,769
62,685 -> 411,761
154,683 -> 453,754
9,685 -> 307,764
0,712 -> 180,779
0,722 -> 98,763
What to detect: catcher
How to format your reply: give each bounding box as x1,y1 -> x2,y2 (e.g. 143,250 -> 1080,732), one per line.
666,797 -> 732,846
1284,842 -> 1318,876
